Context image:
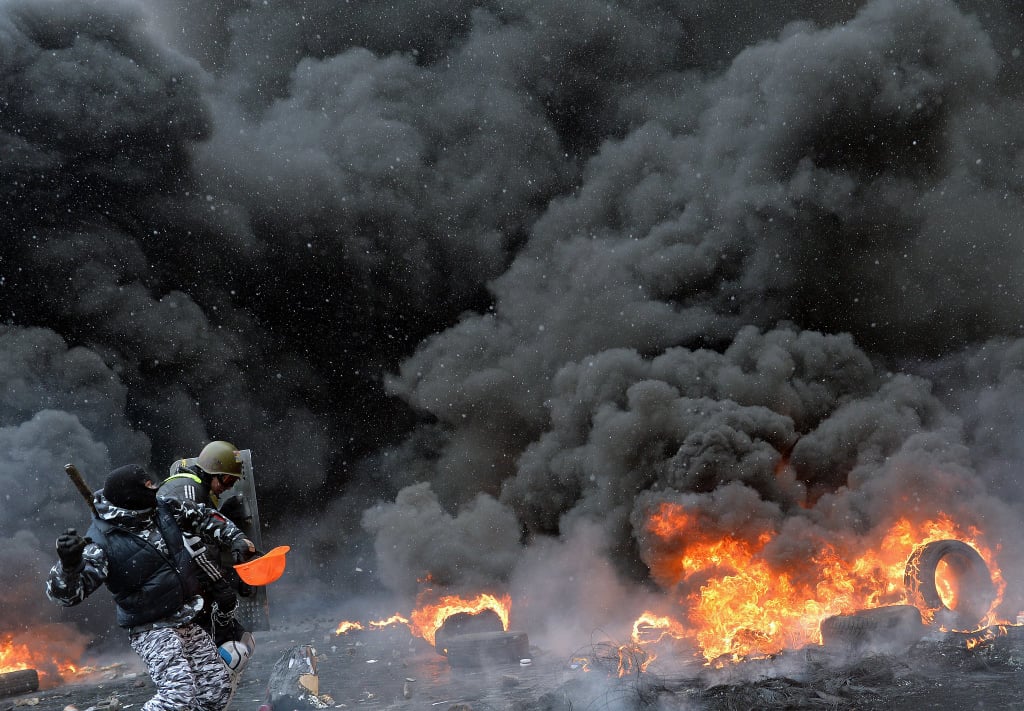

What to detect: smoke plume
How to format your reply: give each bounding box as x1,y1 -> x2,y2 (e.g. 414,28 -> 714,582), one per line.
2,0 -> 1024,666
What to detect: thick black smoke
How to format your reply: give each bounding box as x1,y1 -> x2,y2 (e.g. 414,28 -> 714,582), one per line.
2,0 -> 1024,664
375,0 -> 1024,637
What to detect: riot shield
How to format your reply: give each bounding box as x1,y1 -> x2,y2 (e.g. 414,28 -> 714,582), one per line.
226,449 -> 271,631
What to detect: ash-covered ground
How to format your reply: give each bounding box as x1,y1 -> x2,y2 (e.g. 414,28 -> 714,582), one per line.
10,616 -> 1024,711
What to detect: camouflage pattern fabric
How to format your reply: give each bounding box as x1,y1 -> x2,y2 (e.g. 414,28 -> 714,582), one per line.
129,623 -> 232,711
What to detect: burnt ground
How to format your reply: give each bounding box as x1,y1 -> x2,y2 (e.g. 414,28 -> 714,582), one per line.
7,619 -> 1024,711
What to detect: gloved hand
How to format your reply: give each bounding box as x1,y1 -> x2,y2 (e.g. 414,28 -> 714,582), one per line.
211,580 -> 238,616
56,528 -> 86,569
231,537 -> 256,564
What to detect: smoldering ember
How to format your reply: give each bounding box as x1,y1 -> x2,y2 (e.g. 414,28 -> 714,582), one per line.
4,0 -> 1024,709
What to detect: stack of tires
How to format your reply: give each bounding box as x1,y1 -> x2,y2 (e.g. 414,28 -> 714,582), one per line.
821,539 -> 996,652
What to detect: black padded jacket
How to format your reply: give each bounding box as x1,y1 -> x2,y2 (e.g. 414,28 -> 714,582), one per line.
85,500 -> 200,629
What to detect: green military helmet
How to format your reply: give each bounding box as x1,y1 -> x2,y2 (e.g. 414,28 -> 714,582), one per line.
196,440 -> 244,479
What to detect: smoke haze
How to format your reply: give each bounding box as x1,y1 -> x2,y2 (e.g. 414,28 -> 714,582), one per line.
3,0 -> 1024,663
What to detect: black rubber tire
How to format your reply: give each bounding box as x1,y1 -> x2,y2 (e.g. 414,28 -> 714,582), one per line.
820,613 -> 873,646
441,631 -> 529,668
434,609 -> 504,658
0,669 -> 39,698
904,539 -> 995,630
820,605 -> 924,650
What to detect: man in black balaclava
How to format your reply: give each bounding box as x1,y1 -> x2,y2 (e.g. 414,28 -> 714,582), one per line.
46,465 -> 255,711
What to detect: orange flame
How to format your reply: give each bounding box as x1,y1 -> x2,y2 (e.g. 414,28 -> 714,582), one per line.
638,504 -> 1005,664
0,634 -> 44,674
333,592 -> 512,647
409,592 -> 511,646
570,656 -> 591,672
334,621 -> 364,635
965,625 -> 1008,650
334,615 -> 410,635
369,614 -> 410,629
632,612 -> 687,646
0,626 -> 87,689
614,643 -> 652,677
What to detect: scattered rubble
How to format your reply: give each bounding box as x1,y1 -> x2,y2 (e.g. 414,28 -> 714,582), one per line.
260,644 -> 324,710
10,597 -> 1024,711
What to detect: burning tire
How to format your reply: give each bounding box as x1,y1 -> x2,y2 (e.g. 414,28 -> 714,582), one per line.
820,605 -> 925,652
441,631 -> 530,668
904,539 -> 995,630
434,609 -> 505,657
0,669 -> 39,699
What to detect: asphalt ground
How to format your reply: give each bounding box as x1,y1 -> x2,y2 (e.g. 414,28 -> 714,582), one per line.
7,619 -> 1024,711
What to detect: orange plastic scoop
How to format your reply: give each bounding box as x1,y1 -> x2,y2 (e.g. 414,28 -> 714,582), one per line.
234,545 -> 290,586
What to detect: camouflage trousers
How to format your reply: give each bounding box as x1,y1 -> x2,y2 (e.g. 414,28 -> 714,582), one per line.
129,622 -> 232,711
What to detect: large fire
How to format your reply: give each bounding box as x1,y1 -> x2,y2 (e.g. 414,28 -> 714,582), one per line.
634,504 -> 1006,663
335,592 -> 512,647
409,592 -> 511,646
0,625 -> 87,689
334,511 -> 1007,674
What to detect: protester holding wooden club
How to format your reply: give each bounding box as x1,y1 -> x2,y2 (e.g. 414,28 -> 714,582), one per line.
45,464 -> 254,711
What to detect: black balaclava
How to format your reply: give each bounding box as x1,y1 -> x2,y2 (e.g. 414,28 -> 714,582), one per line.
103,465 -> 158,510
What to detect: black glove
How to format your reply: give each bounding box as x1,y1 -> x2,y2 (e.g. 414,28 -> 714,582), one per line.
211,580 -> 238,616
231,537 -> 255,564
56,528 -> 86,569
